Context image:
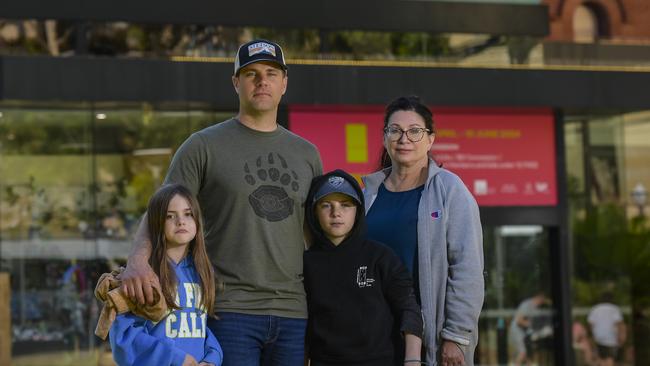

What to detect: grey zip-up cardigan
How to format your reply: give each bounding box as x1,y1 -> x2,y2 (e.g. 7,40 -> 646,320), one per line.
362,160 -> 484,366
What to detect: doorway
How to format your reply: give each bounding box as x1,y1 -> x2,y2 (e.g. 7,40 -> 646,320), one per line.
478,225 -> 556,365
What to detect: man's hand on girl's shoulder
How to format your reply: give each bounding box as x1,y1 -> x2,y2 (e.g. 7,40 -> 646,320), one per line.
118,260 -> 160,305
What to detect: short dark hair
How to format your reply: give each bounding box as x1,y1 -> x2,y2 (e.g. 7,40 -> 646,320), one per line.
383,95 -> 435,134
600,290 -> 615,303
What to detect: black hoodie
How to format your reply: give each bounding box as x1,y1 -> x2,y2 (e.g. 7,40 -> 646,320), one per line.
304,169 -> 423,366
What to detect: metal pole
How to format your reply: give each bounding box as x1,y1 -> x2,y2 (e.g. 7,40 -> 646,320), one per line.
495,227 -> 508,365
552,109 -> 574,366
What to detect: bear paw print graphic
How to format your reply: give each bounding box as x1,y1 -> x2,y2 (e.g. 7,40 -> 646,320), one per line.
244,153 -> 300,222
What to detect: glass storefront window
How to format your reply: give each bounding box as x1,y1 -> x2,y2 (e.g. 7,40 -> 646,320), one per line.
565,111 -> 650,366
0,105 -> 98,359
0,106 -> 93,240
478,225 -> 555,365
3,102 -> 650,365
0,102 -> 233,364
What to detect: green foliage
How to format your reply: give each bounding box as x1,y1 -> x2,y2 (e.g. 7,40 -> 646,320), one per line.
390,33 -> 451,57
482,227 -> 551,309
572,279 -> 600,307
126,25 -> 148,52
571,203 -> 650,306
0,109 -> 90,154
0,105 -> 222,240
328,31 -> 392,57
249,28 -> 322,56
249,28 -> 451,59
2,21 -> 458,60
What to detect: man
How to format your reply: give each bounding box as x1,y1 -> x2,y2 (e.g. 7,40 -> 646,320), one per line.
508,291 -> 551,366
588,292 -> 626,366
120,39 -> 323,366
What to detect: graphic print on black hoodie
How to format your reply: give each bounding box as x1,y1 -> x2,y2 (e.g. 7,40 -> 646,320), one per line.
303,169 -> 423,366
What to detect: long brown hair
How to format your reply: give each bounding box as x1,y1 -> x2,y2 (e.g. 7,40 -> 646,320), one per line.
146,184 -> 215,314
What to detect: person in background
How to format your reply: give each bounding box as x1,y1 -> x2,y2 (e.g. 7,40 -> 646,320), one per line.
363,96 -> 484,366
588,291 -> 626,366
508,291 -> 550,366
573,320 -> 596,366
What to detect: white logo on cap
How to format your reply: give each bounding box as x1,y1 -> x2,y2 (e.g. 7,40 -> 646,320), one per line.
248,42 -> 276,57
328,176 -> 345,188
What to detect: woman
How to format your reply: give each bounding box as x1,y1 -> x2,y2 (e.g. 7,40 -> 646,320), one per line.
363,96 -> 484,366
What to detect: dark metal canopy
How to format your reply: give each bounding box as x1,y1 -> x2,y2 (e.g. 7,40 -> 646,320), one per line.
0,0 -> 549,36
2,55 -> 650,110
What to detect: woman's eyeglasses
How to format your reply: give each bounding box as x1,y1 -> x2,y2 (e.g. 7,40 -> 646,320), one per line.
383,126 -> 431,142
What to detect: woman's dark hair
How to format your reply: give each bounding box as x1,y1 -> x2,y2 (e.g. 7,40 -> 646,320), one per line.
380,95 -> 437,169
147,183 -> 216,314
383,95 -> 435,133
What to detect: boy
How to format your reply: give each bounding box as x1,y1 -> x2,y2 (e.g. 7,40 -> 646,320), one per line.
303,169 -> 424,366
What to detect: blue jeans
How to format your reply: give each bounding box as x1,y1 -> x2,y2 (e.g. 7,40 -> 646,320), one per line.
208,312 -> 306,366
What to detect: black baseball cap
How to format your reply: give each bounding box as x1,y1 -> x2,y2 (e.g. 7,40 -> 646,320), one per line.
313,175 -> 361,206
234,39 -> 288,76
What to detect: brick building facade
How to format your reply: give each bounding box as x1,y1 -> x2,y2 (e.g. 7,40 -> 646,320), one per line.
545,0 -> 650,41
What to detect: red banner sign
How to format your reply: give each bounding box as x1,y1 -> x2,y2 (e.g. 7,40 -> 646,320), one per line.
289,105 -> 557,206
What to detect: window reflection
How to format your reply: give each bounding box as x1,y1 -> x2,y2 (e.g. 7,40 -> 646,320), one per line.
478,225 -> 555,365
0,102 -> 232,363
565,111 -> 650,366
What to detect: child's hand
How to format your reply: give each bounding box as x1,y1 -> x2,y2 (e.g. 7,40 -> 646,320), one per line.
182,354 -> 199,366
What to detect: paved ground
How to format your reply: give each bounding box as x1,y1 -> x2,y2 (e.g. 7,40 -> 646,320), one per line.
11,350 -> 116,366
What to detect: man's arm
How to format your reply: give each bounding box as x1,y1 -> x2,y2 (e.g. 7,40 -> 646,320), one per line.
515,313 -> 530,329
120,214 -> 160,305
617,320 -> 627,346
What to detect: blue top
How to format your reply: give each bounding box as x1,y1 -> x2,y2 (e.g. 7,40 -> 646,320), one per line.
366,183 -> 424,277
110,256 -> 223,366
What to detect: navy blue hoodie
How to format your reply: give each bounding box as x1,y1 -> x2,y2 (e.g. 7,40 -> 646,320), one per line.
304,169 -> 423,365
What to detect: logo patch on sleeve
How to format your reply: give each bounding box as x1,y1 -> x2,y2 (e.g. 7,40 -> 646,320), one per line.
431,210 -> 442,220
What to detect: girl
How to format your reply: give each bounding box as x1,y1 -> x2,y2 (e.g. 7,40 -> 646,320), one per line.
110,184 -> 222,366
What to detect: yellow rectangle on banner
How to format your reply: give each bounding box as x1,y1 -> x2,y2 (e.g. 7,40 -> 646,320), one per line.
345,124 -> 368,163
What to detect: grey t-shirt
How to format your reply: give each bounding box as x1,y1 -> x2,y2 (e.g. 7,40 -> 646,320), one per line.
164,118 -> 322,318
